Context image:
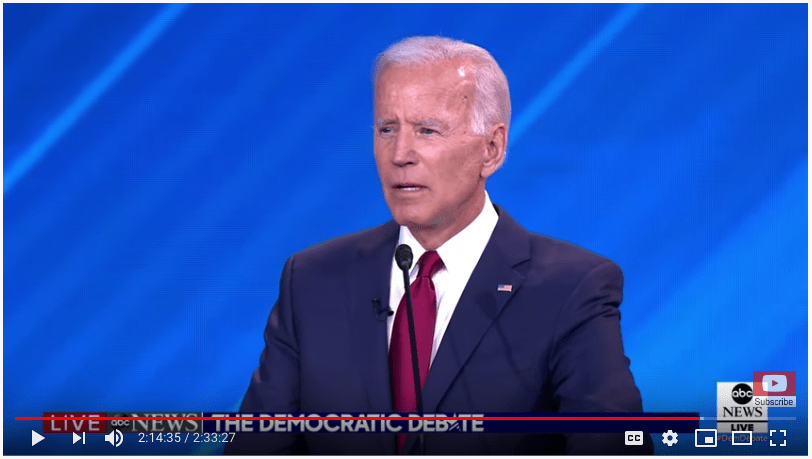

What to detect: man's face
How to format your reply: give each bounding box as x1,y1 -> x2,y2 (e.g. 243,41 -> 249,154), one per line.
374,60 -> 491,238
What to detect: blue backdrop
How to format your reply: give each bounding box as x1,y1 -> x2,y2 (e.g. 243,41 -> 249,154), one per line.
4,3 -> 807,455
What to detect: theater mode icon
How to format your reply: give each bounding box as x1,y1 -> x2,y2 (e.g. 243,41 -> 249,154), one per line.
732,431 -> 753,445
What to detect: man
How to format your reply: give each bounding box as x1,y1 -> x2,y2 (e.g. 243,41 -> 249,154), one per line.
225,36 -> 651,455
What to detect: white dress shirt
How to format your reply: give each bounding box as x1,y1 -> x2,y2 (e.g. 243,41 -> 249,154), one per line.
387,191 -> 499,367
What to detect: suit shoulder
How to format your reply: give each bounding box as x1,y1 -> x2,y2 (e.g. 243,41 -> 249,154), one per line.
290,221 -> 397,269
526,231 -> 621,280
517,230 -> 624,313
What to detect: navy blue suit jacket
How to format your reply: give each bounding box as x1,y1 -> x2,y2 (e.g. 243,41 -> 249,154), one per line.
225,205 -> 651,454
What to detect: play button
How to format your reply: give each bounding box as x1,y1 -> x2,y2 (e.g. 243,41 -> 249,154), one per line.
762,375 -> 788,392
32,430 -> 44,446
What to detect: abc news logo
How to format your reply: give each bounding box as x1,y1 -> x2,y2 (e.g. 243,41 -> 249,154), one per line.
716,382 -> 767,433
108,413 -> 202,433
731,383 -> 757,405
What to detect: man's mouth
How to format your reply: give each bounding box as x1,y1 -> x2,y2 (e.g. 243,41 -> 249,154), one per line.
393,183 -> 426,192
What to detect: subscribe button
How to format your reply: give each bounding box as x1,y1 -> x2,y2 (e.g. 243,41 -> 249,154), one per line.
753,371 -> 796,407
625,431 -> 644,445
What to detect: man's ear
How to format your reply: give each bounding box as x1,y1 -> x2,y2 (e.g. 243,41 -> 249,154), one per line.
481,123 -> 507,179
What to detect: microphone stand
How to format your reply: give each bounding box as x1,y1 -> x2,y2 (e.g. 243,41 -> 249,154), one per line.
396,245 -> 425,455
400,268 -> 425,455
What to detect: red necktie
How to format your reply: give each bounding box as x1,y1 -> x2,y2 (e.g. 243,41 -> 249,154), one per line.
389,250 -> 444,452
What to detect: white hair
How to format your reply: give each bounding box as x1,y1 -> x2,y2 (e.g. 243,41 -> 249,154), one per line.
374,36 -> 511,136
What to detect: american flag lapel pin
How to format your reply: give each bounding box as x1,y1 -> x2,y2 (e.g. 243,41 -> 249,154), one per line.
497,284 -> 512,292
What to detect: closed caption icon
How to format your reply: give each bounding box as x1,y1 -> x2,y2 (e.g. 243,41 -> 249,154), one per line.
625,431 -> 644,445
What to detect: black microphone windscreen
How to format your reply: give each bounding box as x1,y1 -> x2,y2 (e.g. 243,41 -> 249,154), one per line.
395,244 -> 413,271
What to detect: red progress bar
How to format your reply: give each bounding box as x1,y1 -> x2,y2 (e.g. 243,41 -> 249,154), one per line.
18,416 -> 700,421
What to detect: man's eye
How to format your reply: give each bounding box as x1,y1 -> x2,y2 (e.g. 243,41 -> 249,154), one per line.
379,127 -> 393,135
419,128 -> 437,135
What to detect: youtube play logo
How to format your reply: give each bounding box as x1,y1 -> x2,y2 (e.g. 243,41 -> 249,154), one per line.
762,375 -> 787,393
753,371 -> 796,407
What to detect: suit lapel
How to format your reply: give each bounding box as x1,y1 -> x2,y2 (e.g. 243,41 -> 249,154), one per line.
402,206 -> 531,454
346,221 -> 399,454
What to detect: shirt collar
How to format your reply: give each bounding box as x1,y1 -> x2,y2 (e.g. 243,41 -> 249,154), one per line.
397,191 -> 498,276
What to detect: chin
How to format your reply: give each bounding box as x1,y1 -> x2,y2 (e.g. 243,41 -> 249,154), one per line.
390,208 -> 433,230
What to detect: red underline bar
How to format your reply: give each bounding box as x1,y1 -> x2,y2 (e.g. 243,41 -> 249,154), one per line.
18,416 -> 701,421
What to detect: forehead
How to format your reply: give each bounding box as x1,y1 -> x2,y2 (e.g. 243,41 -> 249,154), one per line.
375,59 -> 475,112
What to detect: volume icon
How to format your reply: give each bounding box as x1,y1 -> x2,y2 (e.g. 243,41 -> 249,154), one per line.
105,429 -> 123,447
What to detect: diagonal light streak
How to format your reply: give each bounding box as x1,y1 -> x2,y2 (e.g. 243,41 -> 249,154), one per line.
3,3 -> 189,194
509,4 -> 645,145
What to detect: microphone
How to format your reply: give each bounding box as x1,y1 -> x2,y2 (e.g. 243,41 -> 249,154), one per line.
372,298 -> 393,321
395,244 -> 413,271
394,244 -> 425,454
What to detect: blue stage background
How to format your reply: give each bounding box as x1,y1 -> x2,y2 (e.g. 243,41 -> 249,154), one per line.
4,3 -> 807,454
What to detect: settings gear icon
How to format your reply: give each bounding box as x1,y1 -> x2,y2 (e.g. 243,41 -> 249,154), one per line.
662,430 -> 678,446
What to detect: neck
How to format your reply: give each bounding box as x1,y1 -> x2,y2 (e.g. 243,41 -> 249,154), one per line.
408,189 -> 486,251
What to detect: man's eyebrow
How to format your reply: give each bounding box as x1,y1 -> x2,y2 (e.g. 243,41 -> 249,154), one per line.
410,119 -> 449,130
374,118 -> 449,130
375,118 -> 397,128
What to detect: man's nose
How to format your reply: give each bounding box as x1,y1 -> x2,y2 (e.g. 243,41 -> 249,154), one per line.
392,130 -> 417,166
